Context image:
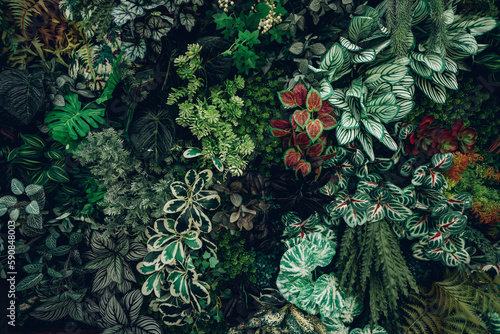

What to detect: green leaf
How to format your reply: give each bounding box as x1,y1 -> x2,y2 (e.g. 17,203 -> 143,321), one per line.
280,243 -> 316,279
11,178 -> 25,195
0,70 -> 45,125
336,126 -> 359,146
130,110 -> 176,165
432,71 -> 458,90
23,263 -> 44,273
25,200 -> 40,215
170,182 -> 188,199
212,157 -> 224,172
168,270 -> 190,303
184,231 -> 202,250
47,267 -> 63,278
47,165 -> 70,183
183,148 -> 202,158
431,153 -> 453,171
45,92 -> 106,143
163,199 -> 186,214
21,134 -> 46,149
437,212 -> 467,235
255,2 -> 271,18
415,76 -> 447,104
320,43 -> 345,74
313,273 -> 345,313
353,49 -> 377,63
17,273 -> 43,291
25,184 -> 43,196
348,16 -> 374,43
383,200 -> 412,221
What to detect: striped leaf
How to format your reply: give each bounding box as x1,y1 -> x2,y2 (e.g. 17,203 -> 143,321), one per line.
341,111 -> 360,129
353,49 -> 376,63
432,71 -> 458,90
319,79 -> 334,99
410,59 -> 433,79
437,212 -> 467,235
348,16 -> 374,43
340,36 -> 363,51
383,200 -> 412,221
320,43 -> 345,73
343,204 -> 367,227
415,76 -> 447,104
336,126 -> 359,145
431,153 -> 453,171
21,134 -> 46,149
47,165 -> 70,183
362,118 -> 384,140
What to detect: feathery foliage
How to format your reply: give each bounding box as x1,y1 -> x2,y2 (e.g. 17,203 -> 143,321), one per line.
338,221 -> 418,329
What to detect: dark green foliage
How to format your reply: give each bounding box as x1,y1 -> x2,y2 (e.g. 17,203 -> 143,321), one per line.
386,0 -> 414,57
457,0 -> 499,17
0,69 -> 45,125
251,247 -> 282,290
338,221 -> 418,331
129,108 -> 176,165
216,229 -> 256,282
73,128 -> 177,235
401,294 -> 443,334
237,68 -> 285,168
421,270 -> 500,334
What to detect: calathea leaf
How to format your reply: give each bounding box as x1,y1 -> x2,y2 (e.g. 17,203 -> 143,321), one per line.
197,36 -> 233,85
0,70 -> 45,125
130,109 -> 176,165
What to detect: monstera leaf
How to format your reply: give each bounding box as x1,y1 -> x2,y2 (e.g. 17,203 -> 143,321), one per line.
130,109 -> 176,165
45,92 -> 105,145
0,69 -> 46,125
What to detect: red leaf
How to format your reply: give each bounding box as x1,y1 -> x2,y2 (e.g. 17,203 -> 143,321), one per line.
278,91 -> 296,108
291,116 -> 298,130
293,109 -> 310,128
269,120 -> 292,130
306,119 -> 323,142
317,114 -> 337,130
293,81 -> 307,107
306,89 -> 322,112
294,160 -> 311,177
270,128 -> 292,138
306,143 -> 324,157
295,132 -> 311,149
284,149 -> 301,168
318,100 -> 334,114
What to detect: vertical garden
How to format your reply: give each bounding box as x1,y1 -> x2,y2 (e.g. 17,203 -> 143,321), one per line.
0,0 -> 500,333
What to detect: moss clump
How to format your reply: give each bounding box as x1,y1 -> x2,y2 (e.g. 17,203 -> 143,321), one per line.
238,69 -> 285,171
216,229 -> 257,282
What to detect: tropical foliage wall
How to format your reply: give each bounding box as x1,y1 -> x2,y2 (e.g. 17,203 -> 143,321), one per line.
1,0 -> 500,333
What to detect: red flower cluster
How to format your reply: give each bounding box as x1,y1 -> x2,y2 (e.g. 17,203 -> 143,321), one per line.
406,115 -> 477,156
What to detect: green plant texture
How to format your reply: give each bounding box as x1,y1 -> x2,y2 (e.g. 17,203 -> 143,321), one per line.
405,72 -> 500,153
73,128 -> 177,236
169,44 -> 255,176
215,229 -> 256,282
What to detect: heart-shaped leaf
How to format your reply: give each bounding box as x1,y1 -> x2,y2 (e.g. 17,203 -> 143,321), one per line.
284,149 -> 301,168
306,89 -> 322,112
278,90 -> 296,108
306,119 -> 323,142
293,110 -> 310,128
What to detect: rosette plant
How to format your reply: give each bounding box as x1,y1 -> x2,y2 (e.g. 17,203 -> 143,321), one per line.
406,115 -> 477,156
163,169 -> 221,234
270,80 -> 337,178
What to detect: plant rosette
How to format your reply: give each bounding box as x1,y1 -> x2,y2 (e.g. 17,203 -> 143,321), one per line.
276,232 -> 363,332
270,81 -> 338,178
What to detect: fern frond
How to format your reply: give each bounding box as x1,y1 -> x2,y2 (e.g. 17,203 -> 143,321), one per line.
6,0 -> 37,35
402,295 -> 442,334
442,314 -> 486,334
76,40 -> 96,81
